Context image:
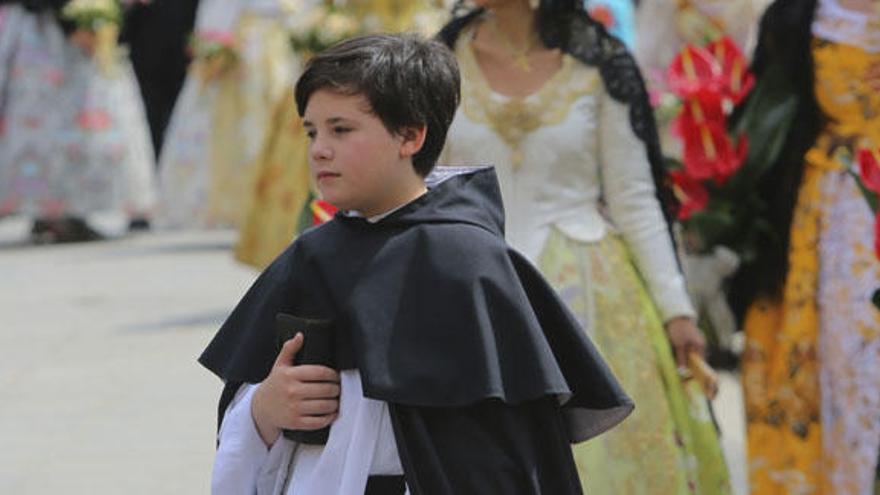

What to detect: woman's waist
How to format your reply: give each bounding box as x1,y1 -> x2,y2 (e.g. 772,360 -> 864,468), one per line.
505,206 -> 612,260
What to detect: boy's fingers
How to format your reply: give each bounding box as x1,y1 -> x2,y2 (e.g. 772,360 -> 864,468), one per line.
296,413 -> 338,431
293,365 -> 340,383
274,333 -> 304,368
296,382 -> 341,399
297,399 -> 339,416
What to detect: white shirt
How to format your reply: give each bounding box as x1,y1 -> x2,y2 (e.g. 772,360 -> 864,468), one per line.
441,34 -> 696,321
212,372 -> 404,495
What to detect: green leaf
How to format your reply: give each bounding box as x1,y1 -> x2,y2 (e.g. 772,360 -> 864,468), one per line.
847,170 -> 879,212
733,65 -> 800,182
664,156 -> 684,172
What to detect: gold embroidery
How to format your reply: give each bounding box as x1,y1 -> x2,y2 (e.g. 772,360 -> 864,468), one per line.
456,28 -> 600,170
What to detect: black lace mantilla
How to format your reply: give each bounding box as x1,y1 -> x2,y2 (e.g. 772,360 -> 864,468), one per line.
437,0 -> 678,224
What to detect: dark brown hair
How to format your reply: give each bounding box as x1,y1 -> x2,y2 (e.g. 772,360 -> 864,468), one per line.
295,33 -> 461,177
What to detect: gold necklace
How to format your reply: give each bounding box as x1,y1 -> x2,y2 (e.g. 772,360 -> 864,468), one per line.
487,17 -> 536,72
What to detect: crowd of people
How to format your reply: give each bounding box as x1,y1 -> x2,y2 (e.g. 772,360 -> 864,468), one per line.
1,0 -> 878,493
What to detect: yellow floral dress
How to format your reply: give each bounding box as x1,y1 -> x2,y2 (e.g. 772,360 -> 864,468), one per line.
233,0 -> 449,268
742,34 -> 880,495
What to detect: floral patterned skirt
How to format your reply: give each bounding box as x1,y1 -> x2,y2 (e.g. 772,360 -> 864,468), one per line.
0,6 -> 156,221
537,228 -> 732,494
742,146 -> 880,495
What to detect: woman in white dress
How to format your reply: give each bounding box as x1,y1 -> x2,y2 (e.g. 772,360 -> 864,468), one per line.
0,0 -> 156,242
437,0 -> 732,492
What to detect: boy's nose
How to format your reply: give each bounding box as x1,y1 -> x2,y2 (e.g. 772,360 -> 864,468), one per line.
310,141 -> 333,161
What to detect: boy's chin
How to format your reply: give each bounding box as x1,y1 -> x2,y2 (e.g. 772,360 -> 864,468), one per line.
320,195 -> 353,212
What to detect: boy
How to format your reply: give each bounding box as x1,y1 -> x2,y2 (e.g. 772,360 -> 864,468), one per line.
200,33 -> 633,495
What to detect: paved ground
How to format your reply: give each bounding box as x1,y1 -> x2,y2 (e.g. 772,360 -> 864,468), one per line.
0,216 -> 747,494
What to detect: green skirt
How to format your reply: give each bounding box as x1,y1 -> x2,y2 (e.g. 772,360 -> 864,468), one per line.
537,229 -> 732,495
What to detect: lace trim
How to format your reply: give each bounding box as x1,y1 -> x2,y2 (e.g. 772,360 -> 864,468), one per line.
813,0 -> 880,53
457,26 -> 601,170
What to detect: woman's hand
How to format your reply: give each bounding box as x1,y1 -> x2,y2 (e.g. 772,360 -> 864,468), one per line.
664,316 -> 707,370
251,333 -> 340,447
70,29 -> 97,56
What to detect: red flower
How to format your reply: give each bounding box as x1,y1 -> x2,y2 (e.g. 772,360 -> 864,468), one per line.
676,116 -> 748,184
311,199 -> 338,225
676,98 -> 725,128
588,5 -> 616,30
706,37 -> 755,105
670,170 -> 709,220
858,148 -> 880,195
198,29 -> 236,49
667,45 -> 722,101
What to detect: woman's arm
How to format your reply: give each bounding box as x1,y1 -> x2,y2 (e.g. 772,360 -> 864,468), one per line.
598,90 -> 705,365
598,91 -> 695,321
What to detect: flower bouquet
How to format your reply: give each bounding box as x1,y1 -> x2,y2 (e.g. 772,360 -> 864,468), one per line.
60,0 -> 121,30
665,36 -> 799,267
60,0 -> 122,74
662,36 -> 800,357
287,1 -> 363,57
189,30 -> 238,83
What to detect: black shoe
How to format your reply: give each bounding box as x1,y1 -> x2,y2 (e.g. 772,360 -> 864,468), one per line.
128,218 -> 151,231
31,217 -> 103,244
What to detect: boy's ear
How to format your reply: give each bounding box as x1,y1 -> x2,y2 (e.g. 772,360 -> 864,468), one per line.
398,125 -> 428,159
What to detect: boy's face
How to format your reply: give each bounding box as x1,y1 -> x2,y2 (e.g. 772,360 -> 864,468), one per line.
303,89 -> 425,217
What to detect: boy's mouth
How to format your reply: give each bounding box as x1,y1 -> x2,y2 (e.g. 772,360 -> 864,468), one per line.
316,171 -> 341,181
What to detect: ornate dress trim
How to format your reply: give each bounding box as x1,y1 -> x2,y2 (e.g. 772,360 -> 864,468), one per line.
456,26 -> 601,170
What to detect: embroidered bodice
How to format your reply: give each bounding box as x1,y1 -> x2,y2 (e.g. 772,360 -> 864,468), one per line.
440,27 -> 695,321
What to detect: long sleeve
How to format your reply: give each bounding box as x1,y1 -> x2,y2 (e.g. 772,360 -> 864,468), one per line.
598,92 -> 696,322
212,384 -> 282,495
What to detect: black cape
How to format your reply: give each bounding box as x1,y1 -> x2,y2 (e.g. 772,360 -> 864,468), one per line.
200,167 -> 633,494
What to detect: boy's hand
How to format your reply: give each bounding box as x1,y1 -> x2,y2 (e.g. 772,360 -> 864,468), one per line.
251,333 -> 340,447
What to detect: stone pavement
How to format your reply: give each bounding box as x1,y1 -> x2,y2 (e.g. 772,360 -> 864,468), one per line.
0,217 -> 747,494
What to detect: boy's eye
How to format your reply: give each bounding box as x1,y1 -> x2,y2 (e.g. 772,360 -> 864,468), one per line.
333,126 -> 352,134
306,129 -> 317,140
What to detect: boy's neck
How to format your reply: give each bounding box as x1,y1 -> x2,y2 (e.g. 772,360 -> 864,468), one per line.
359,179 -> 428,219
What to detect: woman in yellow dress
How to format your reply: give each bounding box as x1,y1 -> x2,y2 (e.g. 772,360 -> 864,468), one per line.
234,0 -> 449,268
734,0 -> 880,493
